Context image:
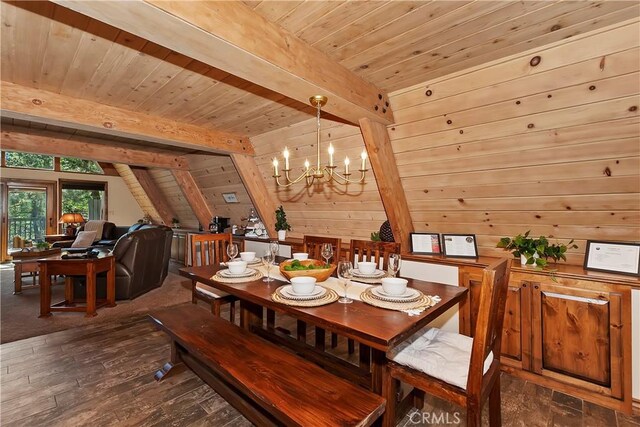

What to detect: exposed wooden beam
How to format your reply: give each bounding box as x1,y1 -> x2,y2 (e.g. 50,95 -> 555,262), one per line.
1,82 -> 253,155
131,167 -> 177,227
230,153 -> 277,239
97,162 -> 120,176
1,129 -> 190,170
53,0 -> 394,126
358,118 -> 414,251
171,170 -> 212,229
112,164 -> 163,224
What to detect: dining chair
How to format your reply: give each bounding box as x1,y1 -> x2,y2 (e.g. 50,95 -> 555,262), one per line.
347,239 -> 402,360
382,258 -> 511,427
300,235 -> 342,349
189,233 -> 238,322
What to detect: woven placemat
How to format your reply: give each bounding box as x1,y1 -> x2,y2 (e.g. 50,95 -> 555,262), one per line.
360,287 -> 439,311
368,286 -> 423,303
272,286 -> 339,307
212,270 -> 263,283
350,274 -> 388,284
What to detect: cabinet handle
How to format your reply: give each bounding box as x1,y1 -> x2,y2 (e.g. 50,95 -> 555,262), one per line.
522,283 -> 527,288
534,285 -> 539,289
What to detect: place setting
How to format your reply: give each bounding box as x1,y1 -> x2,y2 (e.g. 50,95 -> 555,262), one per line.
272,276 -> 339,307
350,260 -> 387,284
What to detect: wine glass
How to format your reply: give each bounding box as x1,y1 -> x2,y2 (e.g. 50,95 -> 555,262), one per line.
337,261 -> 353,304
226,243 -> 239,262
321,243 -> 333,267
269,240 -> 279,263
262,250 -> 274,283
388,253 -> 402,277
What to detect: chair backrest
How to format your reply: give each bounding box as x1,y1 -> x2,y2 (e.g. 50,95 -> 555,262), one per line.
466,258 -> 511,393
190,233 -> 232,267
348,239 -> 401,270
302,235 -> 342,264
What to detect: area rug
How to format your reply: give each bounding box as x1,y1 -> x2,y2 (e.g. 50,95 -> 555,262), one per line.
0,263 -> 192,344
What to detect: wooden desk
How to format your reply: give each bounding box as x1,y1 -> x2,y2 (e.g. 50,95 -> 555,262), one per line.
179,264 -> 467,424
38,253 -> 116,318
11,248 -> 62,294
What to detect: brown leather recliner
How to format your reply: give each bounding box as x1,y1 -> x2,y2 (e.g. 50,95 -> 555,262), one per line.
73,226 -> 173,300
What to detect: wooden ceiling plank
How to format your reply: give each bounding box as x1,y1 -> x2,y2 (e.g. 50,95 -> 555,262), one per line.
359,118 -> 414,251
1,82 -> 253,155
53,0 -> 393,125
391,4 -> 640,90
0,2 -> 17,84
171,170 -> 213,228
131,167 -> 177,226
1,129 -> 189,170
254,1 -> 305,23
276,0 -> 342,35
230,153 -> 278,239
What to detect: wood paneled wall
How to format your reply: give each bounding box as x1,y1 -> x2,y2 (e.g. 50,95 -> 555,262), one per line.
252,119 -> 387,240
113,164 -> 162,223
388,19 -> 640,264
148,169 -> 199,229
188,154 -> 255,228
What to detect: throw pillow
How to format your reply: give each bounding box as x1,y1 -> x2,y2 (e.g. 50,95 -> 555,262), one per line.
71,231 -> 97,248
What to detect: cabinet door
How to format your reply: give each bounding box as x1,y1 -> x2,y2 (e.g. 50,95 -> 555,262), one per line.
500,280 -> 531,370
531,282 -> 624,397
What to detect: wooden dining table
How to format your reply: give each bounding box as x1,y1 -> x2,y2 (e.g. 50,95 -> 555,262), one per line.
179,263 -> 468,423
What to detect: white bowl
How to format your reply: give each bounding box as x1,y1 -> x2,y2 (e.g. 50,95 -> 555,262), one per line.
357,261 -> 377,275
227,260 -> 248,274
292,252 -> 309,260
290,276 -> 317,295
381,277 -> 408,295
240,251 -> 256,262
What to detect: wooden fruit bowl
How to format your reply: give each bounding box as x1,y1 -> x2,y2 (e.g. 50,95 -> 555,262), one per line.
279,259 -> 336,283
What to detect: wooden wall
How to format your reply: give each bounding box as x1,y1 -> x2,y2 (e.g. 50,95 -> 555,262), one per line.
113,164 -> 162,224
388,18 -> 640,264
252,118 -> 387,240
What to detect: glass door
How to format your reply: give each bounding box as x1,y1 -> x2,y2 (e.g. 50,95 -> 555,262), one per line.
1,180 -> 56,261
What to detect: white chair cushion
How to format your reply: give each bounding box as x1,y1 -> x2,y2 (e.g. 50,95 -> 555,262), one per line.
388,327 -> 493,390
195,282 -> 229,299
71,231 -> 97,248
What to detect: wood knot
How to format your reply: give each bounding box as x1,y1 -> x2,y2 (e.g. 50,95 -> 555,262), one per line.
604,167 -> 611,176
31,99 -> 43,106
527,123 -> 535,129
446,119 -> 452,124
457,198 -> 464,203
425,90 -> 432,96
629,105 -> 638,112
589,85 -> 596,91
550,24 -> 562,32
529,56 -> 541,67
103,122 -> 114,129
459,130 -> 464,134
378,94 -> 382,100
360,64 -> 369,69
516,100 -> 521,105
535,215 -> 541,219
385,101 -> 389,107
374,105 -> 379,111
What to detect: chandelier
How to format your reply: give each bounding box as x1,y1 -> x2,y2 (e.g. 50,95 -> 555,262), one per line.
272,95 -> 368,187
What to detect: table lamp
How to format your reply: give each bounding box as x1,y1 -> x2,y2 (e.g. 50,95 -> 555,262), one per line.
60,213 -> 85,236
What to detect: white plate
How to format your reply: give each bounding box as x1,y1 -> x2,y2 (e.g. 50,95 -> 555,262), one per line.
351,268 -> 386,278
281,285 -> 326,300
372,286 -> 419,300
219,268 -> 257,278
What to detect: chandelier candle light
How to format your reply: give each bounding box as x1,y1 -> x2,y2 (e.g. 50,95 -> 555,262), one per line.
272,95 -> 368,187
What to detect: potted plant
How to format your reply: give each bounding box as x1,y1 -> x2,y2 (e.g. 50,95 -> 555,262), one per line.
497,230 -> 577,267
275,205 -> 291,240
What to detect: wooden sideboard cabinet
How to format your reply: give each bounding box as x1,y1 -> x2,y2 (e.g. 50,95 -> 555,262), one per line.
459,265 -> 632,413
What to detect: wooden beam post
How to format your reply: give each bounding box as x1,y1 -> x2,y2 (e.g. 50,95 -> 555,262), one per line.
112,164 -> 163,224
171,170 -> 213,229
230,153 -> 277,239
53,0 -> 393,125
1,82 -> 253,155
1,128 -> 190,170
131,167 -> 178,227
358,118 -> 414,251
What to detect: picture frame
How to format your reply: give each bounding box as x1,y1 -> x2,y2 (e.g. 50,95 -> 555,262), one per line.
222,192 -> 239,203
583,240 -> 640,277
442,233 -> 478,258
410,232 -> 441,255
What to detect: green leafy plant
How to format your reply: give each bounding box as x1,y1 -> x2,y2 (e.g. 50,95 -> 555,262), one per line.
35,241 -> 50,250
370,231 -> 381,241
275,206 -> 291,232
497,230 -> 577,267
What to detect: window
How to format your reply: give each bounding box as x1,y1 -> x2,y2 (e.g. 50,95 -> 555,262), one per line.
60,157 -> 103,174
60,181 -> 107,222
4,152 -> 54,170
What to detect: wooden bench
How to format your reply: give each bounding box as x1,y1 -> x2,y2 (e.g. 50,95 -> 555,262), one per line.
149,305 -> 386,427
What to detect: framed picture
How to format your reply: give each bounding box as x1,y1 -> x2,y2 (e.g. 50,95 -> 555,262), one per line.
222,192 -> 239,203
442,234 -> 478,258
410,232 -> 441,255
583,240 -> 640,277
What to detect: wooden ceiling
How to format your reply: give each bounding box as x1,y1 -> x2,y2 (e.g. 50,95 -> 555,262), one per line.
1,1 -> 636,139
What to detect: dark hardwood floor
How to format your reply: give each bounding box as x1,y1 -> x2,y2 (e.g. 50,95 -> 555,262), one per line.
1,303 -> 638,426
